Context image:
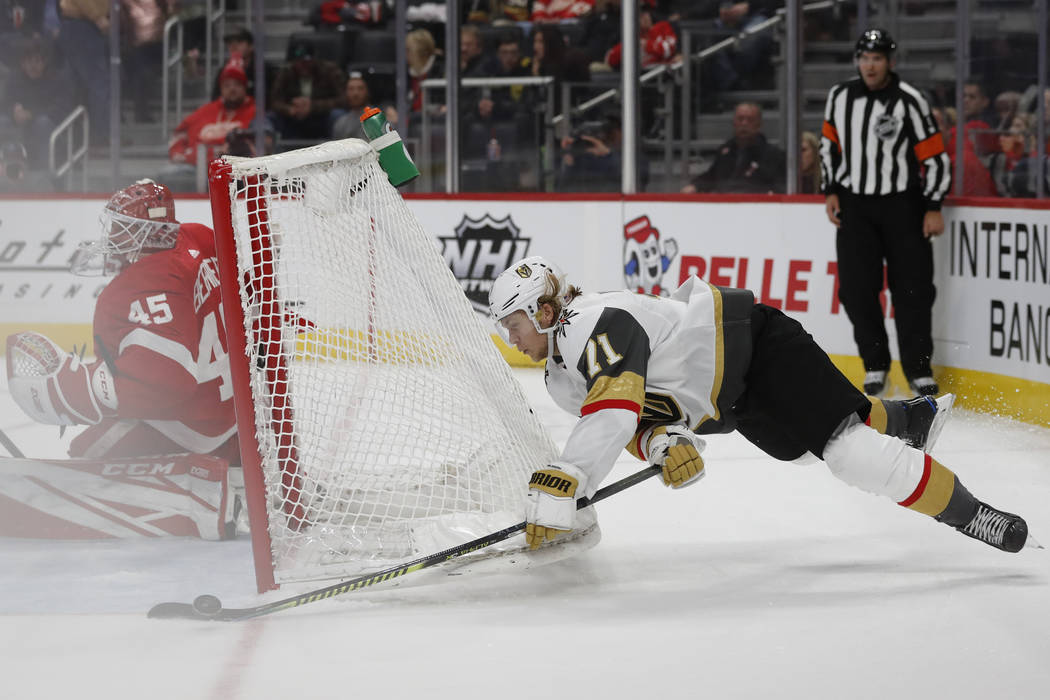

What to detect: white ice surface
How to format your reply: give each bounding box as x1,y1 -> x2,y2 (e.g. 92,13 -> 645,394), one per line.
1,368 -> 1049,700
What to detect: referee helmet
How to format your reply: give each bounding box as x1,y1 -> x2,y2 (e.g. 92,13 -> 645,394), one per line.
855,28 -> 896,57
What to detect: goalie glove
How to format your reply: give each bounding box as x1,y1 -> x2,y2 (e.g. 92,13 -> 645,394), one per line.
6,332 -> 118,426
525,462 -> 588,550
643,424 -> 706,489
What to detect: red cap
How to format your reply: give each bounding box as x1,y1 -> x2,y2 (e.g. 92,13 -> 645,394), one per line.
219,54 -> 248,85
360,106 -> 382,122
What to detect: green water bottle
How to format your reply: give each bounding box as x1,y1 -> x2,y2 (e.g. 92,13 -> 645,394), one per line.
360,106 -> 420,187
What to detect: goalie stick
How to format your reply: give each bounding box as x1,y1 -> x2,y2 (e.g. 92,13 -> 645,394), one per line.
0,428 -> 25,458
148,464 -> 663,621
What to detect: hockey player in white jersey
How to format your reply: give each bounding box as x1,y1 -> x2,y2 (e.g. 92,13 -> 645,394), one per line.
489,257 -> 1032,554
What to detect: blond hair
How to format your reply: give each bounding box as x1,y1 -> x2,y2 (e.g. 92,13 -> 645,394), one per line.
800,130 -> 822,193
406,29 -> 436,63
537,271 -> 582,319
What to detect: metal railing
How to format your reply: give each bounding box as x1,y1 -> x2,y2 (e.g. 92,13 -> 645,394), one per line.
420,75 -> 556,192
161,14 -> 187,140
162,1 -> 226,140
545,0 -> 844,191
204,0 -> 228,97
49,105 -> 89,192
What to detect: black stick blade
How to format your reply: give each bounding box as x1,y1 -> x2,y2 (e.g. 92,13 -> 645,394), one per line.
148,602 -> 216,620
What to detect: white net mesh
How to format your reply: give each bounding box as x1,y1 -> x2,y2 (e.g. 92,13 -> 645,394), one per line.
220,140 -> 556,584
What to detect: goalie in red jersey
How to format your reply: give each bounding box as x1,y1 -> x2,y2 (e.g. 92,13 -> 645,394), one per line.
4,180 -> 240,540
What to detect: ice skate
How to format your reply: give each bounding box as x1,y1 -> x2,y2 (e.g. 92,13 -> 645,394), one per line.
901,393 -> 954,451
954,502 -> 1031,553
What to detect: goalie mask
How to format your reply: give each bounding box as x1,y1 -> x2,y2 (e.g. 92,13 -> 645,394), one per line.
489,256 -> 571,336
71,179 -> 179,275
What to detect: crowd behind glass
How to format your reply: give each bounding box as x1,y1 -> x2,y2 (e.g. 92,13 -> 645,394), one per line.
0,0 -> 1047,197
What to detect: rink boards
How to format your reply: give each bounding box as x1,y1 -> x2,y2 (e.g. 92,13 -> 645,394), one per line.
0,194 -> 1047,425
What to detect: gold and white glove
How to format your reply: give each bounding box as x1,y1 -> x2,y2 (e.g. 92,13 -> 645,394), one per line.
525,462 -> 588,550
644,425 -> 706,488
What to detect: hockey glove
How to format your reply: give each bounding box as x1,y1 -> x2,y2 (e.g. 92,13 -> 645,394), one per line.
644,424 -> 706,489
6,332 -> 117,426
525,462 -> 588,550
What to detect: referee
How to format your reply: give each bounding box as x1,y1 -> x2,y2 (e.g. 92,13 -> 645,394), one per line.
820,28 -> 951,398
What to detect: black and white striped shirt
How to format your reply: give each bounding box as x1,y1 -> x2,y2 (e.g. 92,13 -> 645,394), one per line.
820,73 -> 951,208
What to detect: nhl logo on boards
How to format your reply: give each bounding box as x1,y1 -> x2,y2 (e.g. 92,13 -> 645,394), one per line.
873,113 -> 902,141
440,214 -> 531,313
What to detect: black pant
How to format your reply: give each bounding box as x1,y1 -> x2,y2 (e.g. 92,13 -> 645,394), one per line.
732,304 -> 871,461
835,190 -> 935,381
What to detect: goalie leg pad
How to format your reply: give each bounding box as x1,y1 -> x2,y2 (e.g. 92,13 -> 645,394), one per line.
0,454 -> 234,540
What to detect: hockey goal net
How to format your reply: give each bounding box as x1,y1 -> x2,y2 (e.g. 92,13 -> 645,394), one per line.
209,139 -> 557,591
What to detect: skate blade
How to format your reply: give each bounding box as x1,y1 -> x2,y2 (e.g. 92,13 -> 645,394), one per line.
1024,534 -> 1044,550
925,393 -> 955,452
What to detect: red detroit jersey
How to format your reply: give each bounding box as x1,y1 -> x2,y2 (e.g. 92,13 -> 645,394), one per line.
91,223 -> 237,455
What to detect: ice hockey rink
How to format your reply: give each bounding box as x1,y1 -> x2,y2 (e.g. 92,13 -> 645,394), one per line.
2,367 -> 1049,700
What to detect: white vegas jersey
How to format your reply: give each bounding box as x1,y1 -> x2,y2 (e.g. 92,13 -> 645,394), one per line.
543,277 -> 755,496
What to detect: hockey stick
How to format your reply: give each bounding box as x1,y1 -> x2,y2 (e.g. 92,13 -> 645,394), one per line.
0,428 -> 25,458
148,464 -> 662,621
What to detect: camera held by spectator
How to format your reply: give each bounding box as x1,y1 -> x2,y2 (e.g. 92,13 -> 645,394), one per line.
224,127 -> 275,158
1,140 -> 27,181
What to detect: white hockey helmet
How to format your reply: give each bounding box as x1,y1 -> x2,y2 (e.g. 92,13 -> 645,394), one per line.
489,256 -> 571,335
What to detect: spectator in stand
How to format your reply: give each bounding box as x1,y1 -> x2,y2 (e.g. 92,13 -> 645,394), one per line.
0,138 -> 54,192
800,130 -> 821,194
458,24 -> 493,156
579,0 -> 623,67
993,90 -> 1021,131
269,39 -> 348,141
0,139 -> 26,183
935,105 -> 995,197
476,33 -> 531,125
529,23 -> 591,114
0,36 -> 75,169
699,1 -> 776,96
210,27 -> 273,102
987,114 -> 1032,198
460,24 -> 488,78
464,0 -> 531,23
166,57 -> 255,169
122,0 -> 172,123
960,80 -> 999,157
1,0 -> 47,47
332,71 -> 395,139
557,112 -> 648,192
604,4 -> 679,69
57,0 -> 110,147
1004,110 -> 1050,198
462,32 -> 533,159
681,102 -> 785,193
1017,85 -> 1050,127
532,0 -> 595,22
534,22 -> 591,82
405,27 -> 444,132
310,1 -> 388,28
